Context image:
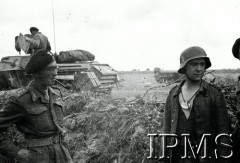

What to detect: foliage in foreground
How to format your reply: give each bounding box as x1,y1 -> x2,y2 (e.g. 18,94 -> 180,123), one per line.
63,94 -> 164,163
63,73 -> 240,163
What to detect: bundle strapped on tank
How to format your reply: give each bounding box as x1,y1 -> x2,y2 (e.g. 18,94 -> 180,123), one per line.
55,49 -> 95,63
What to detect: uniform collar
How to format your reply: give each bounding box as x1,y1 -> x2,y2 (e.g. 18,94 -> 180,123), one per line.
172,79 -> 208,98
27,81 -> 59,103
48,86 -> 59,96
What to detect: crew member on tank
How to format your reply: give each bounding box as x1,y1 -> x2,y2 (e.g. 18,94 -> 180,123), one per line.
25,27 -> 51,55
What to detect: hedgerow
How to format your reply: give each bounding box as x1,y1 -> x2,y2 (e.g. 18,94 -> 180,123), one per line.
63,93 -> 164,163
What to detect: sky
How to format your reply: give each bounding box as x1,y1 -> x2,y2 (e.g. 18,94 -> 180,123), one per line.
1,0 -> 240,71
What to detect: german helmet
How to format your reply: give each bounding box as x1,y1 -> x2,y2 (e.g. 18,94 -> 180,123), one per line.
178,46 -> 211,74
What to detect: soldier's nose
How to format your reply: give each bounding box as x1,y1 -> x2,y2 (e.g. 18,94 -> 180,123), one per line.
52,69 -> 58,76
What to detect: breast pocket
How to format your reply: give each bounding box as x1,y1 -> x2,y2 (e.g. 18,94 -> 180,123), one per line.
53,101 -> 64,125
26,105 -> 50,131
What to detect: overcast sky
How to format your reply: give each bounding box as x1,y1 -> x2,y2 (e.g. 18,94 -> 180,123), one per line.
1,0 -> 240,71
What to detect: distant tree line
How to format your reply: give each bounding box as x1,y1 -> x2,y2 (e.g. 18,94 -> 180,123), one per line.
211,68 -> 240,73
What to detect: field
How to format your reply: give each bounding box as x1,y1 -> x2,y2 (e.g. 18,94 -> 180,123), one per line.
111,70 -> 240,101
111,71 -> 174,102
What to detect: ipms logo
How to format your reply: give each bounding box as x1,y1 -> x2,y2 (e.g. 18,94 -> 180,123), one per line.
147,133 -> 232,160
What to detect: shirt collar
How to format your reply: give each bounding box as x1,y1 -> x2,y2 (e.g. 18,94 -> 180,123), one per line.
27,81 -> 59,103
48,86 -> 60,96
172,79 -> 208,98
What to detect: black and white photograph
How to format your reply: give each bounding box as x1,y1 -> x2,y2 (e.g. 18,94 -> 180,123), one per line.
0,0 -> 240,162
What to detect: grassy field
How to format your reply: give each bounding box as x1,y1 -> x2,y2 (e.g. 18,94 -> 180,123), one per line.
111,70 -> 240,102
111,71 -> 175,102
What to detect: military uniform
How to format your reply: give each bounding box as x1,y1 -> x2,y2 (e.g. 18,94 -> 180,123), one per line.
26,27 -> 51,56
0,81 -> 72,163
27,32 -> 51,55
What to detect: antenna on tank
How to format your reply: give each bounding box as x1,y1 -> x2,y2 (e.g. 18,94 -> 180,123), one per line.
52,0 -> 57,54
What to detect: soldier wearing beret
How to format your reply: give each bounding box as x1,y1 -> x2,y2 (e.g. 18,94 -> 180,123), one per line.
25,27 -> 51,55
0,50 -> 72,163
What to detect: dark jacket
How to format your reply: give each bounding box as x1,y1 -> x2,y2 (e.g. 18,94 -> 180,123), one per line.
0,82 -> 72,163
231,91 -> 240,163
161,80 -> 231,163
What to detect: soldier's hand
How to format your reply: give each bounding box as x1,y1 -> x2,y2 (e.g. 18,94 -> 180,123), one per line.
16,149 -> 31,162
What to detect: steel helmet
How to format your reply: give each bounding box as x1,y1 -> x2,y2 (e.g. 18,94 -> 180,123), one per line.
178,46 -> 211,74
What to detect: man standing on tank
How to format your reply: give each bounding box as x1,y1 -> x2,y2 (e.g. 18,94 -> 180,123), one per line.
25,27 -> 51,55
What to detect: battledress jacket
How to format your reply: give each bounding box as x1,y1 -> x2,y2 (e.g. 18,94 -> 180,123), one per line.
28,32 -> 51,55
161,80 -> 231,163
0,82 -> 72,163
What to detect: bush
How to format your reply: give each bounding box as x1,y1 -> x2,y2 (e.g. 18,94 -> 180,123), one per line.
63,94 -> 164,163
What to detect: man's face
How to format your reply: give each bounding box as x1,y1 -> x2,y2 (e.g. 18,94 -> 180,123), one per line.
37,61 -> 58,86
30,30 -> 38,36
185,58 -> 206,82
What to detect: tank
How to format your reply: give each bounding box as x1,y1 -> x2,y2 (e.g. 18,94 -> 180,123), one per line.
0,54 -> 119,93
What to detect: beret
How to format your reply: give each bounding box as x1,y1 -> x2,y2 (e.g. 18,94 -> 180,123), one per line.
232,38 -> 240,59
30,27 -> 39,32
26,50 -> 54,74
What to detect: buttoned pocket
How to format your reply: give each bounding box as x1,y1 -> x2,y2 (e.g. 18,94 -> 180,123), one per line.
26,105 -> 50,131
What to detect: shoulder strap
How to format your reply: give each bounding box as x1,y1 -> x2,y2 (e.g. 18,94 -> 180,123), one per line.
13,87 -> 29,97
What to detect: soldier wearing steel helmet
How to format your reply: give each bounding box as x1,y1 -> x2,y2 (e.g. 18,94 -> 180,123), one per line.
161,46 -> 231,163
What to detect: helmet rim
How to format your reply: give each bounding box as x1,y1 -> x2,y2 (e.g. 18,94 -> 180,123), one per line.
177,46 -> 212,74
